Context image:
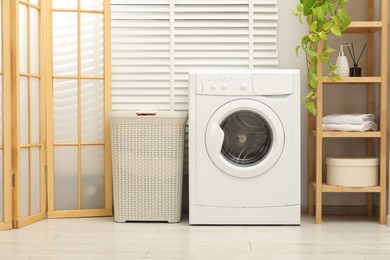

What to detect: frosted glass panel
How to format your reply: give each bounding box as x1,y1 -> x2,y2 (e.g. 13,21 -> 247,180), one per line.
52,0 -> 77,9
0,76 -> 3,145
53,12 -> 78,76
30,0 -> 39,5
31,147 -> 40,215
19,4 -> 28,74
53,80 -> 78,142
20,77 -> 29,145
82,146 -> 104,209
20,148 -> 29,218
81,14 -> 104,77
30,8 -> 39,75
54,146 -> 78,210
31,78 -> 40,144
0,149 -> 3,222
80,0 -> 104,10
81,80 -> 104,142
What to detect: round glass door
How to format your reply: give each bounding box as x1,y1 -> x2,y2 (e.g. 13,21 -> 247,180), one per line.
220,111 -> 272,166
205,99 -> 284,178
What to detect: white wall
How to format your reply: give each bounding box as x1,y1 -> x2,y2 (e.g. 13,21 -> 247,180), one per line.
277,1 -> 308,206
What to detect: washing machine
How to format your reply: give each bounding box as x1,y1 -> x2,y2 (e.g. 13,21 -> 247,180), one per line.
188,69 -> 301,225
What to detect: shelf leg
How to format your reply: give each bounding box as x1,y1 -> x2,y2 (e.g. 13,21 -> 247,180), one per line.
315,187 -> 322,224
366,193 -> 373,217
380,188 -> 386,224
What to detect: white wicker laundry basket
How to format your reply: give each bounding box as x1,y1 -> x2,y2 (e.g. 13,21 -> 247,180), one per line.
109,110 -> 187,223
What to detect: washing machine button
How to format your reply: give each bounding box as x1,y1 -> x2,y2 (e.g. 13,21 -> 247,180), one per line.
240,82 -> 248,91
221,83 -> 228,90
211,83 -> 217,90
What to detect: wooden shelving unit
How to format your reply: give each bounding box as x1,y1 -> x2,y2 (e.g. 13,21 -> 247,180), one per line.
307,0 -> 387,224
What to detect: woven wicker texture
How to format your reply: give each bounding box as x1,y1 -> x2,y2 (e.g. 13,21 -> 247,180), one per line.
110,113 -> 187,223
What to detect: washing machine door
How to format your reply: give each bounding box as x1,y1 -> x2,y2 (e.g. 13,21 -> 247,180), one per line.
205,99 -> 284,178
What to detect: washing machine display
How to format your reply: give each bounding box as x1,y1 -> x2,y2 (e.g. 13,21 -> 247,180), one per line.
189,70 -> 301,225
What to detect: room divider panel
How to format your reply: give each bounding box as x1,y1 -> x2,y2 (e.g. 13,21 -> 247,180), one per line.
0,0 -> 112,230
11,0 -> 46,229
46,0 -> 112,218
0,0 -> 12,231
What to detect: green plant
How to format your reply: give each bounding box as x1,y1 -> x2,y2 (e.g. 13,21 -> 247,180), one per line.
292,0 -> 352,115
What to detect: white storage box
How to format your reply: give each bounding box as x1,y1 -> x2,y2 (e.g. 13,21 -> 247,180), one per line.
109,110 -> 187,223
326,157 -> 379,187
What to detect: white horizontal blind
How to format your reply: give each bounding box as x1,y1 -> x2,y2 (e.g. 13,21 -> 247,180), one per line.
111,0 -> 278,111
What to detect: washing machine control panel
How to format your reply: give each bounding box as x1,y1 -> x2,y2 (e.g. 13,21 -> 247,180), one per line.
197,74 -> 253,95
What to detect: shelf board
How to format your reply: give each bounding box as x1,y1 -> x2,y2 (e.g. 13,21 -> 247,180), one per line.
344,21 -> 382,34
310,181 -> 381,193
310,131 -> 382,138
323,77 -> 382,84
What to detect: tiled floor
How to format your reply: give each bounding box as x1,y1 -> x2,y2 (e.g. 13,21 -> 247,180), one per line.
0,215 -> 389,260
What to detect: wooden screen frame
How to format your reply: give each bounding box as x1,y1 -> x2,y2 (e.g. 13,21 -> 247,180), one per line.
46,0 -> 112,218
11,0 -> 46,229
0,0 -> 12,231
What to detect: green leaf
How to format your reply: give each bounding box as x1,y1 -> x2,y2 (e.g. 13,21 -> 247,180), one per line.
330,24 -> 341,36
295,45 -> 301,57
310,21 -> 318,32
338,8 -> 352,30
298,14 -> 303,24
312,6 -> 325,22
301,35 -> 310,46
320,53 -> 330,62
308,33 -> 320,42
332,16 -> 340,25
305,47 -> 318,57
334,74 -> 342,80
297,3 -> 303,13
325,46 -> 336,53
323,22 -> 333,31
309,78 -> 318,89
305,102 -> 317,115
302,0 -> 316,16
291,10 -> 299,16
339,0 -> 348,7
318,31 -> 327,40
309,72 -> 319,81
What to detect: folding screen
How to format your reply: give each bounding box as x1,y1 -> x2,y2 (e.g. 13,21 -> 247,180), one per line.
0,0 -> 11,231
46,0 -> 112,218
11,0 -> 46,228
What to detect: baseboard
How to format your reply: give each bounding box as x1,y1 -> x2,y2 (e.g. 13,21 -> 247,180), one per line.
301,205 -> 379,215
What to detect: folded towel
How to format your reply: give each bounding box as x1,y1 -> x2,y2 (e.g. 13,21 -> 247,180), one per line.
322,122 -> 377,132
322,113 -> 375,124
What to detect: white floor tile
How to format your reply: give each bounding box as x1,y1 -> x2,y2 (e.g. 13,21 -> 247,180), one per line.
0,215 -> 389,259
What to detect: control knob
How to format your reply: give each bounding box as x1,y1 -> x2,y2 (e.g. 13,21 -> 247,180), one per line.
240,82 -> 248,91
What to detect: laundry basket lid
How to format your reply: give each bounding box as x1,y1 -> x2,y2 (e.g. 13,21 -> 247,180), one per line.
109,110 -> 188,118
326,157 -> 379,167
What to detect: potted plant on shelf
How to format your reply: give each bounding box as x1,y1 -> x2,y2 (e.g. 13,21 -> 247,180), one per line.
292,0 -> 351,115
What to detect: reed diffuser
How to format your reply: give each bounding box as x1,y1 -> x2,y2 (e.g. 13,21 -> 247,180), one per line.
346,42 -> 366,77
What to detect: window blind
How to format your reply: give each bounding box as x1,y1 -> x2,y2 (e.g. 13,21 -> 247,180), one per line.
111,0 -> 278,111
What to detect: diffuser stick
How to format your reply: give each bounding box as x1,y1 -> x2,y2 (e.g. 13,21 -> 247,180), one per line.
356,43 -> 367,65
351,42 -> 357,65
346,43 -> 355,64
